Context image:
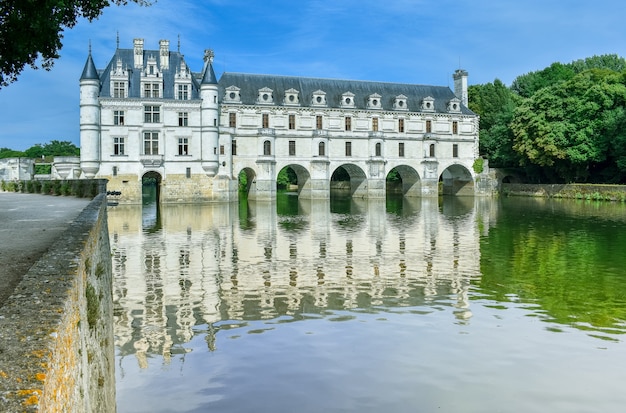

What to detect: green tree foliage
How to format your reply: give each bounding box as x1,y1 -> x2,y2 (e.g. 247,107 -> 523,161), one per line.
511,69 -> 626,183
0,140 -> 79,159
510,55 -> 626,98
0,147 -> 25,159
277,167 -> 297,189
470,54 -> 626,183
0,0 -> 151,88
468,79 -> 521,167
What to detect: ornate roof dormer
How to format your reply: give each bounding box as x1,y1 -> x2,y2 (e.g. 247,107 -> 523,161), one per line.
284,88 -> 300,106
341,92 -> 355,108
224,85 -> 242,103
257,87 -> 274,105
367,93 -> 382,110
311,90 -> 327,107
393,94 -> 408,111
421,96 -> 435,112
447,97 -> 462,113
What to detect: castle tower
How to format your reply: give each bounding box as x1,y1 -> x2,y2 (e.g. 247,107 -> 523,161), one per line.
200,49 -> 220,176
453,69 -> 468,107
79,49 -> 101,178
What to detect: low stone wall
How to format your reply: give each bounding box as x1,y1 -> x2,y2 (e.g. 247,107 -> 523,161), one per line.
502,183 -> 626,201
0,194 -> 115,412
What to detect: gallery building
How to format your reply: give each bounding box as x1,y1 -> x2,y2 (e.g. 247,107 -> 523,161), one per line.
80,39 -> 481,203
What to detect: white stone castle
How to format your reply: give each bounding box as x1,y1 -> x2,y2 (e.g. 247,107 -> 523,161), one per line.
80,38 -> 481,203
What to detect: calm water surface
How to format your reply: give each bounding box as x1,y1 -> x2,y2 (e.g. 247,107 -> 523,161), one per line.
109,195 -> 626,413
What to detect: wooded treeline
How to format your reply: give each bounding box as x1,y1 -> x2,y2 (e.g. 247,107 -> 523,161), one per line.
470,54 -> 626,183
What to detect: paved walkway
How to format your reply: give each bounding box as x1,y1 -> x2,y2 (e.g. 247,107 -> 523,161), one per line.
0,192 -> 91,307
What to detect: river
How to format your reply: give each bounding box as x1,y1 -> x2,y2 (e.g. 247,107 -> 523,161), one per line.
108,194 -> 626,413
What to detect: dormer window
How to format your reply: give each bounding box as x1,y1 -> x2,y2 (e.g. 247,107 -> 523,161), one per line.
311,90 -> 327,107
284,88 -> 300,106
421,96 -> 435,112
367,93 -> 382,110
110,57 -> 129,98
447,97 -> 461,113
257,87 -> 274,105
394,94 -> 408,111
224,86 -> 241,104
341,92 -> 355,108
144,56 -> 160,78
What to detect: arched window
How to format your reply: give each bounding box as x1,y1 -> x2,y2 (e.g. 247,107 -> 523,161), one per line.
429,143 -> 435,157
375,142 -> 382,157
318,141 -> 325,156
263,140 -> 272,155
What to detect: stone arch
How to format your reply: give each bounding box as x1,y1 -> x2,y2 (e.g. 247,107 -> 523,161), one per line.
386,165 -> 421,197
237,167 -> 257,198
276,163 -> 312,197
439,163 -> 474,196
142,170 -> 162,203
331,163 -> 367,198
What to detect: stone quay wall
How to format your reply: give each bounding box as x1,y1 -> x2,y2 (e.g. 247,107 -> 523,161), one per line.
0,193 -> 115,412
501,183 -> 626,201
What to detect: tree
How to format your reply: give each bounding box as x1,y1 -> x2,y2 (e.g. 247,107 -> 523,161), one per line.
511,69 -> 626,183
468,79 -> 522,167
0,0 -> 151,88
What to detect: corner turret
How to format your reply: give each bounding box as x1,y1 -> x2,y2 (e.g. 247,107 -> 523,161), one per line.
200,49 -> 220,176
79,48 -> 101,178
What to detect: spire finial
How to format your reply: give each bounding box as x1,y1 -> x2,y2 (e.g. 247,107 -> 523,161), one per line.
88,39 -> 92,55
116,31 -> 120,49
177,34 -> 181,53
204,49 -> 214,64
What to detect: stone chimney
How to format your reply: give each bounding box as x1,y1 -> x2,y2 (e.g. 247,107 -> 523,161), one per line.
133,38 -> 144,69
453,69 -> 468,107
159,39 -> 169,70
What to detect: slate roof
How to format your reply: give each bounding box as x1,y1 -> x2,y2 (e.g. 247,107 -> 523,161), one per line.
217,72 -> 475,115
94,47 -> 202,99
80,53 -> 99,80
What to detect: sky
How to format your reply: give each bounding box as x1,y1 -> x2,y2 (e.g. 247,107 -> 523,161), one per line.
1,0 -> 625,151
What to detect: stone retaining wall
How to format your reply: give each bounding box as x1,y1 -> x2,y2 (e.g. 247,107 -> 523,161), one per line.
0,194 -> 115,412
502,183 -> 626,201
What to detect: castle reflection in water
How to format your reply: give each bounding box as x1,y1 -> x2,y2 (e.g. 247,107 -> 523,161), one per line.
109,196 -> 495,368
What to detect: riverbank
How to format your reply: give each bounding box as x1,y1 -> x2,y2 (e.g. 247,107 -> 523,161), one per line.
501,183 -> 626,201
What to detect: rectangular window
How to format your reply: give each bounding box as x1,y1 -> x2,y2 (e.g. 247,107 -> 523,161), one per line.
112,166 -> 118,176
113,137 -> 125,155
178,112 -> 188,127
178,137 -> 189,155
289,140 -> 296,156
453,121 -> 458,134
220,145 -> 225,155
144,105 -> 160,123
186,167 -> 191,178
262,113 -> 269,128
453,143 -> 459,158
399,118 -> 405,133
429,143 -> 435,157
316,115 -> 323,130
399,142 -> 405,157
113,82 -> 125,98
177,84 -> 189,100
372,117 -> 378,132
345,117 -> 352,131
426,120 -> 432,133
114,110 -> 125,126
143,132 -> 159,155
229,112 -> 236,127
288,114 -> 296,130
144,83 -> 159,98
345,141 -> 352,156
232,140 -> 237,156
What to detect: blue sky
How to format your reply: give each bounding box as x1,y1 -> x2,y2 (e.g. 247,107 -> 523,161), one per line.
1,0 -> 625,150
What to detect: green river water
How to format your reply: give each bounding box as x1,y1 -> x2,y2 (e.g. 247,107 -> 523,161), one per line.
109,194 -> 626,413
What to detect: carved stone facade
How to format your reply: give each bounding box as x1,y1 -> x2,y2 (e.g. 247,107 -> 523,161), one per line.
80,39 -> 481,203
